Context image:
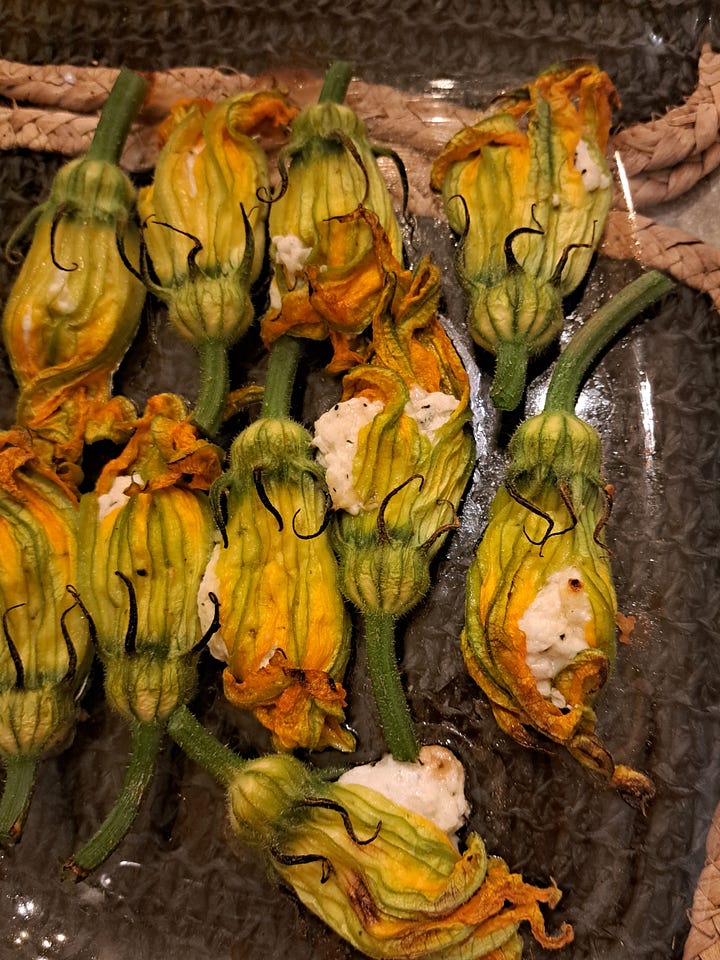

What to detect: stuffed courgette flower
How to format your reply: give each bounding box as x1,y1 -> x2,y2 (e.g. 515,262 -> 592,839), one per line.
431,63 -> 618,411
2,69 -> 148,483
0,430 -> 92,842
166,707 -> 573,960
201,417 -> 354,753
462,271 -> 673,805
228,753 -> 572,959
313,247 -> 474,760
67,394 -> 223,877
260,93 -> 404,373
137,90 -> 296,436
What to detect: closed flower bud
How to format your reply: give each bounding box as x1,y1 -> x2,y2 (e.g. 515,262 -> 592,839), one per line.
78,395 -> 223,723
261,100 -> 403,372
138,92 -> 294,348
462,409 -> 654,803
431,63 -> 618,410
200,418 -> 354,752
315,259 -> 474,616
226,752 -> 572,959
2,155 -> 145,475
0,431 -> 92,759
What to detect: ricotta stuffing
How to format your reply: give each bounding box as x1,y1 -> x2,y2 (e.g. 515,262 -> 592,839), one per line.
197,541 -> 229,662
574,139 -> 611,192
96,474 -> 144,521
272,234 -> 313,282
337,745 -> 469,840
404,386 -> 459,442
312,397 -> 383,514
518,566 -> 592,709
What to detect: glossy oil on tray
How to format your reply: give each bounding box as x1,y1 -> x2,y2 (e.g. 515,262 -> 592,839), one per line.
1,2 -> 719,959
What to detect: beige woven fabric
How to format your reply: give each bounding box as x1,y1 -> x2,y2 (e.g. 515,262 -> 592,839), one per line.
684,805 -> 720,960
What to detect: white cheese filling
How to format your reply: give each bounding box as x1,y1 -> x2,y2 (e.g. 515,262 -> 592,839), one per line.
96,473 -> 144,521
574,138 -> 611,192
312,388 -> 458,514
272,233 -> 312,281
197,541 -> 229,662
404,385 -> 459,442
518,565 -> 592,709
312,397 -> 384,514
337,745 -> 470,841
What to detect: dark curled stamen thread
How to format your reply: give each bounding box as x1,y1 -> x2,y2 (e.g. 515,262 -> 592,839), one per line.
65,584 -> 98,646
270,846 -> 333,884
540,479 -> 578,550
60,602 -> 79,683
210,482 -> 230,549
302,798 -> 381,846
192,592 -> 220,653
373,145 -> 409,216
291,490 -> 332,540
115,223 -> 143,282
551,240 -> 591,286
3,604 -> 26,689
593,484 -> 614,550
504,225 -> 544,271
115,572 -> 138,656
421,498 -> 460,551
376,474 -> 424,544
253,468 -> 283,531
50,205 -> 79,271
504,478 -> 555,551
147,217 -> 204,279
256,154 -> 289,205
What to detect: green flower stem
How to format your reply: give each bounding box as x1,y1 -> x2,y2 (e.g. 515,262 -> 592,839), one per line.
260,335 -> 301,421
544,270 -> 675,414
66,719 -> 164,879
318,61 -> 353,105
167,705 -> 244,787
86,67 -> 148,165
0,755 -> 37,844
364,610 -> 419,762
192,336 -> 230,437
491,339 -> 530,412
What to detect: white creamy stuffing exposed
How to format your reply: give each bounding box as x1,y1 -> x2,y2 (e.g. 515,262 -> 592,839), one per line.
518,565 -> 592,709
96,473 -> 144,521
404,385 -> 459,443
574,139 -> 611,192
313,388 -> 458,514
197,541 -> 229,662
312,397 -> 383,514
337,745 -> 470,841
268,234 -> 313,310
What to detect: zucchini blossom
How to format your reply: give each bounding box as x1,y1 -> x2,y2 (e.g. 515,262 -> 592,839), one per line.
430,63 -> 618,410
461,271 -> 674,805
137,91 -> 296,436
318,255 -> 474,617
202,418 -> 354,753
224,752 -> 572,959
78,394 -> 223,723
2,69 -> 148,482
313,247 -> 474,760
0,430 -> 92,840
260,97 -> 403,373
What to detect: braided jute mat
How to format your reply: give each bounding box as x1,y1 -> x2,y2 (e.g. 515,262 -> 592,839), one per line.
2,48 -> 720,959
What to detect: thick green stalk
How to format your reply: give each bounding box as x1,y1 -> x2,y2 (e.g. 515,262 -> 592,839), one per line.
260,335 -> 301,421
544,270 -> 674,414
167,705 -> 244,786
0,755 -> 37,844
318,61 -> 353,105
491,339 -> 530,411
65,719 -> 164,879
192,336 -> 230,437
86,67 -> 148,165
364,610 -> 419,762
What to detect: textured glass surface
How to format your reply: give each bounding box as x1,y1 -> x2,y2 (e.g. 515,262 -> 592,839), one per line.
1,3 -> 719,959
